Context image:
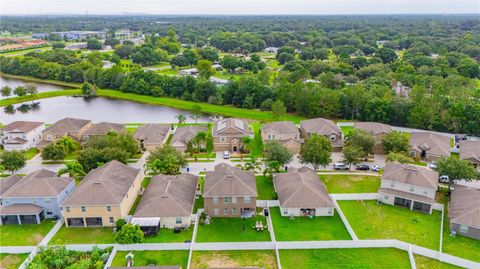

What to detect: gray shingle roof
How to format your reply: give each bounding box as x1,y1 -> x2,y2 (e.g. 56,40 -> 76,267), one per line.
409,132 -> 450,157
300,118 -> 341,136
1,169 -> 74,198
459,140 -> 480,163
1,121 -> 44,133
83,122 -> 125,136
134,173 -> 198,218
274,167 -> 334,208
204,163 -> 257,197
354,122 -> 391,135
134,124 -> 170,145
261,121 -> 299,136
43,118 -> 91,136
449,185 -> 480,228
62,160 -> 140,206
382,161 -> 439,189
212,118 -> 250,137
170,126 -> 208,148
0,175 -> 22,196
0,204 -> 44,215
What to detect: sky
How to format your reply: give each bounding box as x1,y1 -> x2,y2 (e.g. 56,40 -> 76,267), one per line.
1,0 -> 479,15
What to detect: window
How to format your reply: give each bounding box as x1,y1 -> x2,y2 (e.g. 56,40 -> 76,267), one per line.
459,225 -> 469,234
176,217 -> 182,224
213,197 -> 219,204
231,197 -> 237,204
410,186 -> 414,192
327,208 -> 333,215
244,196 -> 251,204
106,206 -> 111,212
109,217 -> 114,224
81,206 -> 86,212
223,208 -> 229,215
214,208 -> 219,215
232,208 -> 237,214
66,206 -> 70,212
384,196 -> 389,200
44,199 -> 50,203
283,209 -> 288,215
223,197 -> 229,203
60,207 -> 63,211
47,210 -> 53,215
410,151 -> 416,157
390,183 -> 395,188
47,135 -> 53,141
329,135 -> 336,141
423,191 -> 428,195
220,137 -> 226,142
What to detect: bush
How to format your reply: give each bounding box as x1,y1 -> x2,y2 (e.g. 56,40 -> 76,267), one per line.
116,219 -> 127,231
114,223 -> 144,244
41,143 -> 66,161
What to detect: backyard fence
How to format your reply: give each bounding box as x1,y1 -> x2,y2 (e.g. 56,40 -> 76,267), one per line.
192,242 -> 275,251
331,193 -> 378,200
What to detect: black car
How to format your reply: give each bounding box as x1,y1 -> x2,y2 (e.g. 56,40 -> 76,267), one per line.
355,164 -> 370,170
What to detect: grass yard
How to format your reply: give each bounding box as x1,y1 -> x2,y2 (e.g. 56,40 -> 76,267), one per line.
0,253 -> 29,269
143,227 -> 193,243
320,174 -> 380,193
279,248 -> 411,269
193,176 -> 205,213
191,250 -> 278,269
0,219 -> 55,246
0,89 -> 82,106
24,147 -> 39,159
111,250 -> 189,268
250,122 -> 264,157
338,200 -> 442,250
256,176 -> 275,200
129,177 -> 151,215
414,255 -> 463,269
270,207 -> 351,241
49,226 -> 115,245
196,215 -> 271,242
340,125 -> 355,136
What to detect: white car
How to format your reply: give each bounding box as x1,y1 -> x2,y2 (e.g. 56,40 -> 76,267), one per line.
223,151 -> 230,159
333,163 -> 349,170
428,162 -> 438,169
371,165 -> 383,172
439,175 -> 449,184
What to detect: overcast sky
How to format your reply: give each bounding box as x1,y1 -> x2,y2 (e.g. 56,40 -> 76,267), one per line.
1,0 -> 479,15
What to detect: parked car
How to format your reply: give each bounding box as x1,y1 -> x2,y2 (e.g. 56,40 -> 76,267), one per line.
223,151 -> 230,159
428,161 -> 438,169
333,163 -> 349,170
371,165 -> 383,172
439,175 -> 449,184
355,164 -> 370,170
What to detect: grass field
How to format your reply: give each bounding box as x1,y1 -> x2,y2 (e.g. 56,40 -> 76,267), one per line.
320,174 -> 380,193
0,89 -> 81,106
143,227 -> 193,243
256,175 -> 275,200
340,125 -> 355,136
129,177 -> 151,215
0,73 -> 79,88
250,122 -> 264,157
111,250 -> 189,268
414,255 -> 462,269
279,248 -> 411,269
0,46 -> 51,56
196,215 -> 271,242
0,253 -> 29,269
0,219 -> 55,246
24,147 -> 39,159
49,226 -> 115,245
270,207 -> 351,241
339,200 -> 442,250
191,250 -> 278,269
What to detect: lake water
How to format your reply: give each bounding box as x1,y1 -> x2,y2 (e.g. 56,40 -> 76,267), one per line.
0,77 -> 211,124
0,76 -> 68,99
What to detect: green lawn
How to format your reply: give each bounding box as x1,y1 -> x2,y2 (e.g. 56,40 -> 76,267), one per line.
143,227 -> 193,243
196,215 -> 271,242
414,255 -> 462,269
193,176 -> 205,213
129,177 -> 151,215
49,226 -> 115,245
256,176 -> 275,200
340,125 -> 355,136
0,253 -> 29,269
270,207 -> 351,241
250,122 -> 264,157
339,200 -> 442,250
0,89 -> 82,106
320,174 -> 380,193
24,147 -> 39,159
279,248 -> 411,269
191,250 -> 278,269
111,251 -> 189,268
0,73 -> 80,88
0,219 -> 55,246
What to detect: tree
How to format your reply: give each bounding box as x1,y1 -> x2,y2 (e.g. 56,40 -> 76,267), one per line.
57,160 -> 86,178
82,82 -> 97,96
344,129 -> 375,157
264,141 -> 292,171
176,114 -> 186,124
271,100 -> 286,120
386,152 -> 414,164
244,156 -> 261,173
1,86 -> 12,97
56,136 -> 80,154
146,144 -> 188,175
190,104 -> 202,124
436,157 -> 479,189
51,42 -> 66,49
13,86 -> 27,97
41,143 -> 66,161
86,39 -> 103,50
114,223 -> 144,244
192,131 -> 208,153
377,47 -> 398,63
382,131 -> 409,154
197,59 -> 215,79
25,84 -> 38,96
0,150 -> 26,173
77,147 -> 130,172
342,144 -> 364,168
299,134 -> 332,170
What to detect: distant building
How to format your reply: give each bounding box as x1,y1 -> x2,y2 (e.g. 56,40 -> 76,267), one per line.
391,80 -> 411,98
170,125 -> 209,153
33,31 -> 105,40
134,124 -> 171,151
82,122 -> 126,141
115,29 -> 131,39
409,132 -> 451,162
449,185 -> 480,240
40,118 -> 91,146
0,121 -> 45,151
261,121 -> 302,154
65,43 -> 88,50
209,77 -> 229,85
458,140 -> 480,171
300,118 -> 343,151
264,47 -> 278,53
179,68 -> 199,76
354,122 -> 392,154
212,118 -> 252,152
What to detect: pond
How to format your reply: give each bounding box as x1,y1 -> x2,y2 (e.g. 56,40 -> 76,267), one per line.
0,76 -> 68,99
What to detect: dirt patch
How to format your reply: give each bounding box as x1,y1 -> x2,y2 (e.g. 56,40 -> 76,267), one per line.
29,233 -> 44,245
191,251 -> 277,269
0,255 -> 21,269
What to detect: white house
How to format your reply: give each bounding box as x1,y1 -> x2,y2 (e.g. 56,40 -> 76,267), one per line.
0,121 -> 45,151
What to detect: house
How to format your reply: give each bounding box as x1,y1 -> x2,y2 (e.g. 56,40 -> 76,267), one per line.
61,161 -> 142,227
41,117 -> 91,145
409,132 -> 450,162
354,122 -> 392,153
273,167 -> 334,217
0,121 -> 45,151
134,124 -> 171,151
391,80 -> 411,98
170,125 -> 209,153
179,68 -> 198,76
264,47 -> 278,53
131,173 -> 198,234
0,169 -> 75,225
203,163 -> 257,218
449,185 -> 480,240
458,140 -> 480,171
261,121 -> 302,154
212,118 -> 252,152
82,122 -> 126,141
378,161 -> 439,214
300,118 -> 343,151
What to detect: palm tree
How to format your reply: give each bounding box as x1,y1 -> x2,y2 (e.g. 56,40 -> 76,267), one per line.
244,156 -> 261,173
57,161 -> 86,178
193,131 -> 207,153
176,114 -> 186,125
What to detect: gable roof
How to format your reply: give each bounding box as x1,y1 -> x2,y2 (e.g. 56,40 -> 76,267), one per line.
381,161 -> 439,189
1,169 -> 74,198
300,118 -> 341,136
204,163 -> 257,197
261,121 -> 299,136
4,137 -> 28,145
274,167 -> 334,208
354,122 -> 392,135
83,122 -> 125,136
449,185 -> 480,228
134,173 -> 198,218
459,140 -> 480,163
134,124 -> 170,145
62,160 -> 140,206
43,118 -> 91,135
170,126 -> 209,147
409,132 -> 450,157
0,175 -> 22,196
1,121 -> 44,133
212,118 -> 250,137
